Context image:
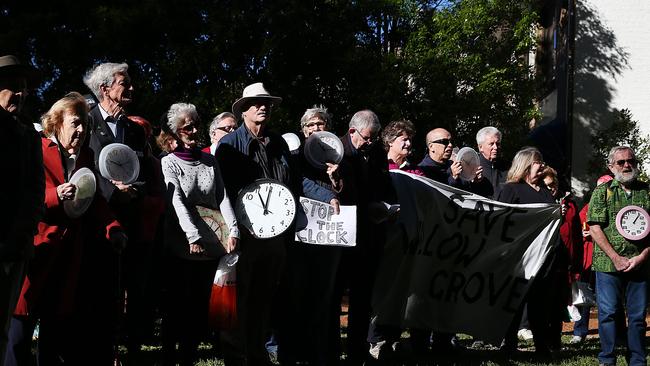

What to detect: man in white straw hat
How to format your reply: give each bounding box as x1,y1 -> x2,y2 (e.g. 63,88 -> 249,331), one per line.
218,82 -> 293,365
217,83 -> 339,365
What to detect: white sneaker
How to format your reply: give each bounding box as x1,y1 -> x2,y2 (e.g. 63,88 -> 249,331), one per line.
569,335 -> 585,344
517,328 -> 533,340
369,340 -> 386,360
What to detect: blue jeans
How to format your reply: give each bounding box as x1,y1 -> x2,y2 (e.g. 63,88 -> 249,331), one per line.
596,271 -> 648,366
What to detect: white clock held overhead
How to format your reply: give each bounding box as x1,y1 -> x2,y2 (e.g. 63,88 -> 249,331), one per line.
615,205 -> 650,241
235,179 -> 297,239
98,143 -> 140,184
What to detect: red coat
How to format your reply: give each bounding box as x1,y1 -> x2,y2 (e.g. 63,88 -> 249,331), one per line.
14,138 -> 122,317
559,198 -> 584,282
578,204 -> 593,272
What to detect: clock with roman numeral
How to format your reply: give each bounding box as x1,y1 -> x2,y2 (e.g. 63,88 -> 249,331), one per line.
235,179 -> 296,239
615,205 -> 650,241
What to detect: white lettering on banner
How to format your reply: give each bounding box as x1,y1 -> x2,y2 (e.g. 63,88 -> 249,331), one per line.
295,197 -> 357,247
372,170 -> 561,344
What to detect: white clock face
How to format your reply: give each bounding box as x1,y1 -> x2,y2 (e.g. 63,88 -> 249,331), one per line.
106,149 -> 134,182
99,143 -> 140,184
236,180 -> 296,239
620,209 -> 648,237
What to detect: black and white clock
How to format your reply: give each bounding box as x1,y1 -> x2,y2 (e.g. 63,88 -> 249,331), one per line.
235,179 -> 296,239
615,205 -> 650,240
98,143 -> 140,184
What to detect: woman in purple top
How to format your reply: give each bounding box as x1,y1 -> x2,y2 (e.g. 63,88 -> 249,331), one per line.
381,119 -> 424,176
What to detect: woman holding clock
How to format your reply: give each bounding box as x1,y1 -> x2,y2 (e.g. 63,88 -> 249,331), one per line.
160,102 -> 239,365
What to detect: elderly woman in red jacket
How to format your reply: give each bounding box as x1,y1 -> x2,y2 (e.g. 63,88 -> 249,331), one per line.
4,92 -> 127,366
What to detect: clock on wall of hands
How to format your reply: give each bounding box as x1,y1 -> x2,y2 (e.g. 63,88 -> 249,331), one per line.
98,143 -> 140,184
235,179 -> 296,239
615,205 -> 650,241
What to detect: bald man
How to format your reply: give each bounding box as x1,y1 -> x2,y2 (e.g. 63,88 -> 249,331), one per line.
418,128 -> 464,185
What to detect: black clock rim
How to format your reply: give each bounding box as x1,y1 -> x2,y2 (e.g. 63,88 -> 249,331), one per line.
235,178 -> 297,240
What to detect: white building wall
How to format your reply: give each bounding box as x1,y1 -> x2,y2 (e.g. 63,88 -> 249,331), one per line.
573,0 -> 650,198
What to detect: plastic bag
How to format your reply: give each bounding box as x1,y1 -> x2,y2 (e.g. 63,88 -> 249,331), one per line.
208,252 -> 238,330
572,281 -> 596,306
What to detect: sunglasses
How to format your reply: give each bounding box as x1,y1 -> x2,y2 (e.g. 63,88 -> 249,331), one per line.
180,123 -> 197,133
429,138 -> 452,146
614,159 -> 638,167
216,125 -> 236,133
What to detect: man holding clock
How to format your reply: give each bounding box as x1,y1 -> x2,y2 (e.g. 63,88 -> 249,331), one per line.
82,62 -> 160,362
217,83 -> 335,365
587,146 -> 650,366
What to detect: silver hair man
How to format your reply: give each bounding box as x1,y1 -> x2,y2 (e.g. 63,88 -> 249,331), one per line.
82,63 -> 129,101
349,109 -> 380,134
476,126 -> 502,145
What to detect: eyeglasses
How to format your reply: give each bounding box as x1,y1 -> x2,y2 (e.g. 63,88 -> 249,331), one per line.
180,123 -> 197,133
355,129 -> 375,143
614,159 -> 638,167
216,125 -> 236,133
306,122 -> 326,128
533,160 -> 546,167
428,138 -> 452,146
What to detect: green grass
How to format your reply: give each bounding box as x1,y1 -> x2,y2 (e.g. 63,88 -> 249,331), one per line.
120,332 -> 637,365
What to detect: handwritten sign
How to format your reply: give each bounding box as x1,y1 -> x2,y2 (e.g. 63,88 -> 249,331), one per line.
372,171 -> 560,344
295,197 -> 357,247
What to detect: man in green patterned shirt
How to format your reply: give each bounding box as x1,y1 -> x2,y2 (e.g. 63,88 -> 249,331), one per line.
587,146 -> 650,366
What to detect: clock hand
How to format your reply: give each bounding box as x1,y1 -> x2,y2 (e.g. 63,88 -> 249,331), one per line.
634,211 -> 641,225
257,191 -> 268,215
107,159 -> 123,167
264,186 -> 273,212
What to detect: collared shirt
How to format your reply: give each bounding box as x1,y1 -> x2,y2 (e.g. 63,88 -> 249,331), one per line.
587,179 -> 650,272
49,135 -> 77,181
98,104 -> 118,137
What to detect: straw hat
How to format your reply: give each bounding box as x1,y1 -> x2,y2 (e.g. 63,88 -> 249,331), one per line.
232,82 -> 282,117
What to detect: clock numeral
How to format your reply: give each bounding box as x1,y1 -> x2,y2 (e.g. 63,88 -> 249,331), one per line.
623,225 -> 628,230
286,210 -> 290,216
284,199 -> 289,205
246,193 -> 253,201
271,226 -> 275,233
259,227 -> 263,234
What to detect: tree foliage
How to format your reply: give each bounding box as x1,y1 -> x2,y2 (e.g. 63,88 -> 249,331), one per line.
589,108 -> 650,180
3,0 -> 539,158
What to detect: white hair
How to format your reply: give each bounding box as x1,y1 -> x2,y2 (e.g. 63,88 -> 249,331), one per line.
82,62 -> 129,101
476,126 -> 502,145
349,109 -> 380,133
300,105 -> 331,128
167,103 -> 199,133
607,146 -> 635,165
209,111 -> 236,135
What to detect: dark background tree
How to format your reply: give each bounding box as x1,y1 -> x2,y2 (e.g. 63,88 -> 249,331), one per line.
2,0 -> 539,158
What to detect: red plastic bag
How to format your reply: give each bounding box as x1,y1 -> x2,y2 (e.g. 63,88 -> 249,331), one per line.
208,253 -> 238,330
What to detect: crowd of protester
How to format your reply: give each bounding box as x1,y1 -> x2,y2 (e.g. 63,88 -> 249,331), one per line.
1,54 -> 648,366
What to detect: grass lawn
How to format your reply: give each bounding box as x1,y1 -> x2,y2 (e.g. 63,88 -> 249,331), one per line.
126,326 -> 636,365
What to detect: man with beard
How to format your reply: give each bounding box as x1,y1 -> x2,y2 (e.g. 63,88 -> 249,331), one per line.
587,146 -> 650,366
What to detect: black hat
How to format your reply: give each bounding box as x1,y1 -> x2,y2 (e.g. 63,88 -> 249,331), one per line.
0,55 -> 40,87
